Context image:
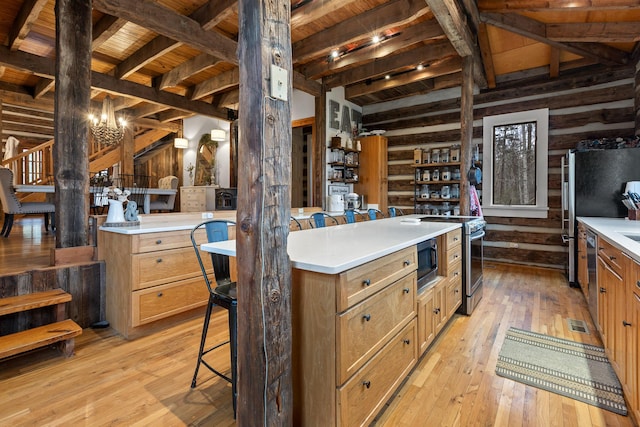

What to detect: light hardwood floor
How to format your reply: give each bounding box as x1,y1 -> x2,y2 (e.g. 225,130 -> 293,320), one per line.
0,217 -> 635,426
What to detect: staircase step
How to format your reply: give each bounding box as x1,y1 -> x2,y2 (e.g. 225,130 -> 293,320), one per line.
0,319 -> 82,359
0,289 -> 72,316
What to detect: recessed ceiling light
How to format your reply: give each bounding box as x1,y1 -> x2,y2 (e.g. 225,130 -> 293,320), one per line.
385,74 -> 390,80
417,64 -> 424,71
372,35 -> 381,44
331,50 -> 339,58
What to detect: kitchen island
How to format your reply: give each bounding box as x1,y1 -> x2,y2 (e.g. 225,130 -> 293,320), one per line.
577,217 -> 640,422
202,215 -> 461,426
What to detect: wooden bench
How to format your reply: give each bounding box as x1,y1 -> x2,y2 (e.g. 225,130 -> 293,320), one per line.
0,289 -> 82,359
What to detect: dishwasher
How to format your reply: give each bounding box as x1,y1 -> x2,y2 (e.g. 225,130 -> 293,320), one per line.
586,229 -> 598,323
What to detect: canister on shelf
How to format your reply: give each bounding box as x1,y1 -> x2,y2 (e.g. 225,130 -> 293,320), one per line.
422,169 -> 431,181
422,149 -> 431,164
441,148 -> 450,163
452,184 -> 460,199
453,168 -> 461,180
450,145 -> 460,162
431,148 -> 440,163
442,167 -> 451,181
414,148 -> 422,164
441,185 -> 451,199
420,184 -> 430,199
431,168 -> 440,181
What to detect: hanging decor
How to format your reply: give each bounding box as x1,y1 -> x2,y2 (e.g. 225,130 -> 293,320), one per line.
174,119 -> 188,148
89,96 -> 126,145
211,129 -> 226,141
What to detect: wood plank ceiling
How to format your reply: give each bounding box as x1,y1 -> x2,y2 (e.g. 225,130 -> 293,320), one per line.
0,0 -> 639,147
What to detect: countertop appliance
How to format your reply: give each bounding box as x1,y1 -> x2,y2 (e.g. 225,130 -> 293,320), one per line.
345,192 -> 360,210
328,194 -> 344,212
420,215 -> 486,315
561,148 -> 640,285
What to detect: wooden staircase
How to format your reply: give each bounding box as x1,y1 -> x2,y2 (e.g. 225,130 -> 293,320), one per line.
0,289 -> 82,359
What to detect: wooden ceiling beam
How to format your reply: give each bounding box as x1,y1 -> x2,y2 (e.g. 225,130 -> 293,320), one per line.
155,53 -> 222,90
481,12 -> 630,66
191,69 -> 239,100
214,89 -> 240,110
301,21 -> 445,80
0,82 -> 54,111
477,1 -> 640,12
156,109 -> 194,123
546,22 -> 640,43
33,78 -> 55,99
324,41 -> 457,89
549,47 -> 560,78
426,0 -> 488,88
291,0 -> 360,27
133,103 -> 170,118
7,0 -> 48,51
345,56 -> 462,98
131,117 -> 180,132
293,0 -> 430,64
92,14 -> 127,50
460,0 -> 495,88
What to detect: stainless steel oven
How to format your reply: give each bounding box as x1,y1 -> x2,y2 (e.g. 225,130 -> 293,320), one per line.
420,215 -> 486,315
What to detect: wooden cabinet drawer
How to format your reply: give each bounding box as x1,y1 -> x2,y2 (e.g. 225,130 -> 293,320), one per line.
446,268 -> 462,317
132,247 -> 209,290
337,246 -> 416,312
132,229 -> 207,253
338,320 -> 417,427
444,245 -> 462,270
598,237 -> 624,276
445,229 -> 462,249
337,273 -> 416,384
132,276 -> 209,326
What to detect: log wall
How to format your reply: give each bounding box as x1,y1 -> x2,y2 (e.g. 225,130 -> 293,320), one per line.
363,66 -> 635,270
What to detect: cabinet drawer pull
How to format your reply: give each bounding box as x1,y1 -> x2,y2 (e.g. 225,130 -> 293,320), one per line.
403,339 -> 411,345
403,288 -> 410,294
598,247 -> 604,251
362,380 -> 371,389
609,255 -> 616,261
157,292 -> 163,297
637,280 -> 640,289
623,321 -> 632,327
362,314 -> 371,321
155,239 -> 162,244
453,254 -> 459,259
403,260 -> 411,266
600,287 -> 606,293
453,237 -> 459,241
433,308 -> 440,314
454,272 -> 459,277
156,258 -> 163,263
454,289 -> 459,293
362,279 -> 371,287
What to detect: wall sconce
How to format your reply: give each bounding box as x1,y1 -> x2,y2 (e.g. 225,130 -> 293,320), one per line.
211,129 -> 226,141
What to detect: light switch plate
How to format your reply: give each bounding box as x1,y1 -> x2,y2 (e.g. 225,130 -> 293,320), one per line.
270,64 -> 288,101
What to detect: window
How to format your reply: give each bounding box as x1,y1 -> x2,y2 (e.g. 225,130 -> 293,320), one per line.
482,108 -> 549,218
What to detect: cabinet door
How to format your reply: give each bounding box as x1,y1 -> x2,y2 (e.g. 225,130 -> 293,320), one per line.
577,227 -> 588,295
433,280 -> 446,335
417,287 -> 435,355
630,291 -> 640,420
597,256 -> 620,362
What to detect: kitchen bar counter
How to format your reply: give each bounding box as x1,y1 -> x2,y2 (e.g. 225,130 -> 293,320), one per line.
578,217 -> 640,260
202,215 -> 460,274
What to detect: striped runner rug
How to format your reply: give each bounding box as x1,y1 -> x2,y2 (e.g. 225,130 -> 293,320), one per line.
495,327 -> 627,415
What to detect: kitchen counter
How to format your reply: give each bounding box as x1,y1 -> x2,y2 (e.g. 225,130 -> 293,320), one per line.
202,215 -> 460,274
578,217 -> 640,260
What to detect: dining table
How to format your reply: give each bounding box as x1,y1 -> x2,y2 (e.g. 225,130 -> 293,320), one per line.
14,184 -> 177,215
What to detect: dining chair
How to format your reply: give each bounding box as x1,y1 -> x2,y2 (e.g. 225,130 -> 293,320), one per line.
89,174 -> 109,215
149,175 -> 178,212
0,167 -> 55,237
310,212 -> 339,228
367,208 -> 386,220
388,207 -> 405,217
344,209 -> 365,224
190,219 -> 238,418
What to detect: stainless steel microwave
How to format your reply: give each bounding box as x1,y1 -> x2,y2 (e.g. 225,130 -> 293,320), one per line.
417,238 -> 438,291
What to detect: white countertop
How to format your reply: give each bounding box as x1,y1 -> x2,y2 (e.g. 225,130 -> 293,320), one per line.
202,215 -> 460,274
99,211 -> 236,234
578,217 -> 640,261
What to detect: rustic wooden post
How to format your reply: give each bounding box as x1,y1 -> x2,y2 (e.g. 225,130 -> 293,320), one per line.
459,56 -> 474,216
54,0 -> 92,248
635,58 -> 640,136
120,127 -> 134,176
314,83 -> 327,208
237,0 -> 293,424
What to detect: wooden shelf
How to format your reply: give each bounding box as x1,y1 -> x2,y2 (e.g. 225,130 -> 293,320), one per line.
413,162 -> 460,168
413,198 -> 460,203
415,180 -> 460,185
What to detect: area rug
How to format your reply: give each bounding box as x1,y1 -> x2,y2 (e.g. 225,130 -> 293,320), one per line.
495,327 -> 627,415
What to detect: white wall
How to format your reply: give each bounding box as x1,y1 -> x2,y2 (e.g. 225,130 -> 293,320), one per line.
183,116 -> 231,188
292,89 -> 315,121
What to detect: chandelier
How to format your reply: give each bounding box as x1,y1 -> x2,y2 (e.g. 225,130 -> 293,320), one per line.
89,96 -> 126,145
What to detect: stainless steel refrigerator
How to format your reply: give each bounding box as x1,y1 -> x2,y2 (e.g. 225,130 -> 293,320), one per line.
561,148 -> 640,284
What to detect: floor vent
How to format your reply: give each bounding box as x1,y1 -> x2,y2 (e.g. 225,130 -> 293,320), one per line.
567,318 -> 589,334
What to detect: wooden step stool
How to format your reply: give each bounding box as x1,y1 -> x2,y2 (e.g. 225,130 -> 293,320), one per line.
0,289 -> 82,359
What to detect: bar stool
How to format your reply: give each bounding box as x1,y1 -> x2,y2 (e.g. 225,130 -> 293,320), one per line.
388,207 -> 405,217
310,212 -> 339,228
290,216 -> 303,231
367,208 -> 386,220
344,209 -> 365,224
190,219 -> 237,418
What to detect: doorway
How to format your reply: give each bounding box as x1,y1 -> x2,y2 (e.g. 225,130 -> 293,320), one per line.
291,118 -> 314,208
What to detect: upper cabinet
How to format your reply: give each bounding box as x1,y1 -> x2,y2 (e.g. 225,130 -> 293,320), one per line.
354,135 -> 388,212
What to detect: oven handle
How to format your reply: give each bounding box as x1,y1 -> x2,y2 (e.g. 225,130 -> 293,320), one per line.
470,230 -> 485,241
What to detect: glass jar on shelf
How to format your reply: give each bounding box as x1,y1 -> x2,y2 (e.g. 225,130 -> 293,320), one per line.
452,168 -> 461,180
420,184 -> 430,199
442,167 -> 451,181
441,148 -> 450,163
431,148 -> 440,163
452,184 -> 460,199
450,145 -> 460,162
441,185 -> 451,199
431,168 -> 440,181
422,169 -> 431,181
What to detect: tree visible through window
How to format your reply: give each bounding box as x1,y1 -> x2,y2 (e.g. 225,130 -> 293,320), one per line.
492,121 -> 537,206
